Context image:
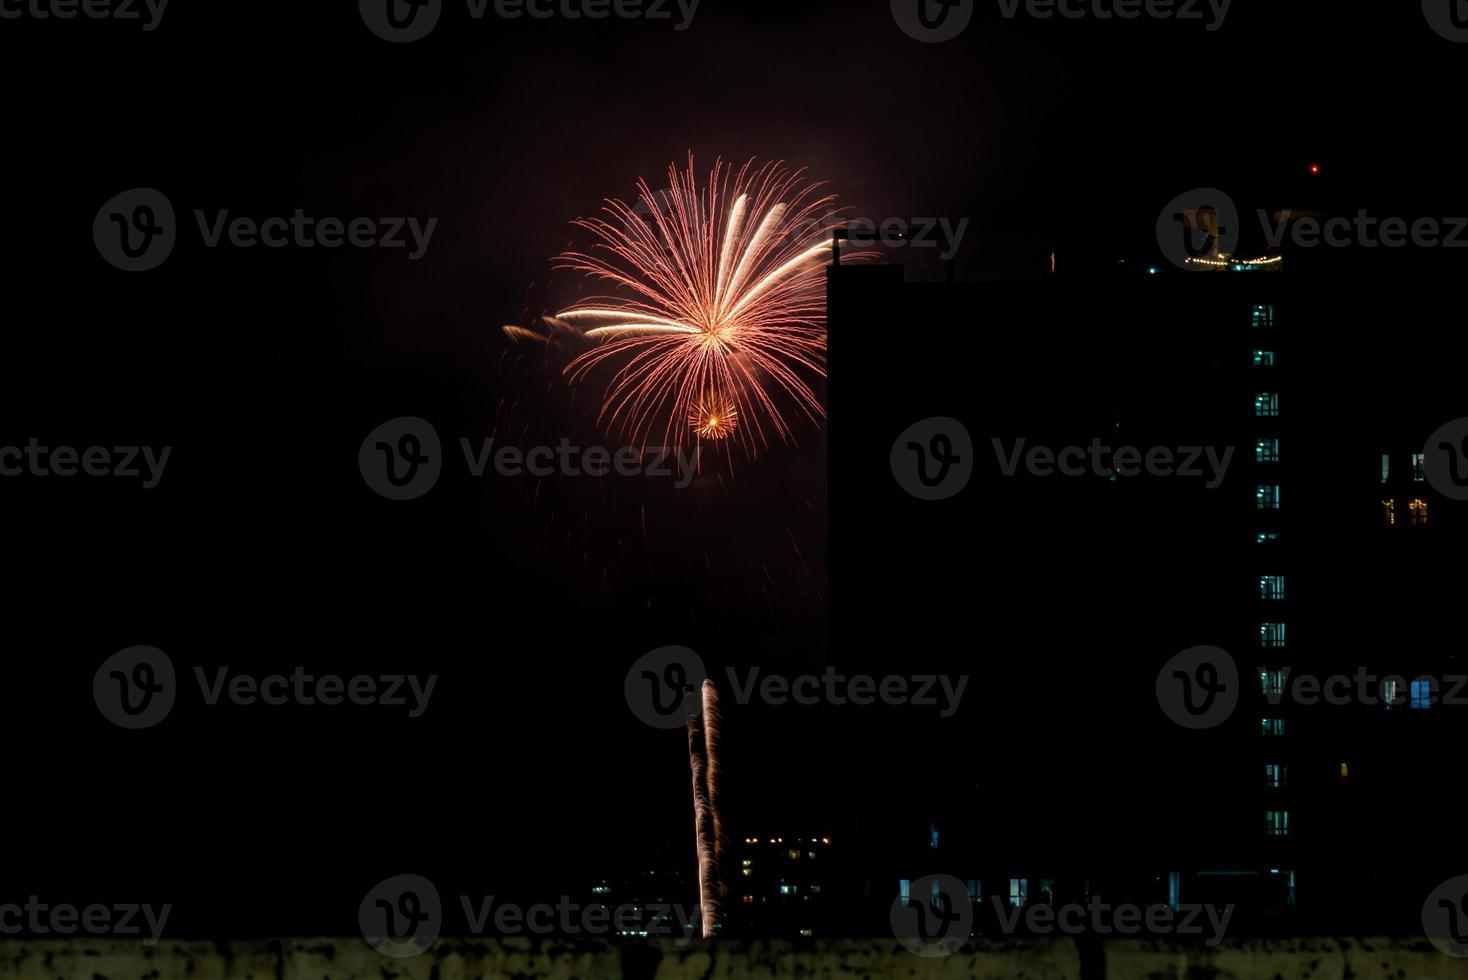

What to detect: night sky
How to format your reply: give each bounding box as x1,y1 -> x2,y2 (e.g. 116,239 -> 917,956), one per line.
2,0 -> 1464,939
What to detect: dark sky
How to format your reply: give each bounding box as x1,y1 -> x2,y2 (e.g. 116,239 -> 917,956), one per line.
2,0 -> 1464,939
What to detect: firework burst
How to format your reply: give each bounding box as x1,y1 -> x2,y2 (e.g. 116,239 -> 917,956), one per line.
532,156 -> 864,455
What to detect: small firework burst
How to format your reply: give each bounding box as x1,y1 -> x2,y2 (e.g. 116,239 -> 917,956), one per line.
691,400 -> 739,440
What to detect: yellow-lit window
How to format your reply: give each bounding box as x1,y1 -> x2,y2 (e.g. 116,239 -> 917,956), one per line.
1409,498 -> 1428,527
1382,499 -> 1396,527
1339,762 -> 1349,778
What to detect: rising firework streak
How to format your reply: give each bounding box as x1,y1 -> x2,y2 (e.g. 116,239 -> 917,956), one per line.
687,679 -> 724,937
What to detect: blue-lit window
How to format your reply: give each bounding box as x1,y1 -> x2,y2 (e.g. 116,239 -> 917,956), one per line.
966,880 -> 980,902
1009,878 -> 1027,908
1265,810 -> 1290,836
1412,453 -> 1426,482
1261,718 -> 1285,736
1265,763 -> 1286,788
898,879 -> 909,903
1260,669 -> 1285,696
1411,680 -> 1433,710
1260,575 -> 1286,600
1383,679 -> 1399,710
1380,454 -> 1391,484
1257,485 -> 1281,510
1256,531 -> 1279,544
1255,393 -> 1279,417
780,884 -> 797,895
1252,305 -> 1275,328
1257,438 -> 1280,463
1252,349 -> 1275,367
1260,622 -> 1286,647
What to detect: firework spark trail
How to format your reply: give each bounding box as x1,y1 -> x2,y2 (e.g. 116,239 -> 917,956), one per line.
686,679 -> 724,937
549,156 -> 870,454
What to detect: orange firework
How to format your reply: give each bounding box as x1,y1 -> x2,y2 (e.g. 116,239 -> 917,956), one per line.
548,156 -> 861,453
691,399 -> 738,440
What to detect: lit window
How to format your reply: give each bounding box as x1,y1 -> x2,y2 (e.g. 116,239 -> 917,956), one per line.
1382,679 -> 1398,710
1339,762 -> 1349,778
1009,878 -> 1027,908
1265,763 -> 1286,788
1265,810 -> 1290,836
809,884 -> 821,894
788,849 -> 800,860
1255,392 -> 1279,417
1261,718 -> 1285,736
799,927 -> 813,937
1257,485 -> 1281,510
1260,622 -> 1286,647
780,884 -> 796,895
1380,454 -> 1390,484
1256,531 -> 1279,544
1382,498 -> 1396,527
1251,305 -> 1275,328
1252,349 -> 1275,367
742,894 -> 754,904
966,880 -> 980,901
1256,438 -> 1280,463
1409,498 -> 1428,527
1259,575 -> 1286,600
1412,453 -> 1426,482
1411,679 -> 1433,710
1260,669 -> 1285,696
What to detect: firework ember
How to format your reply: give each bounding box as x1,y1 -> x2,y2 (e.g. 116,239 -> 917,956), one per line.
512,156 -> 867,454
